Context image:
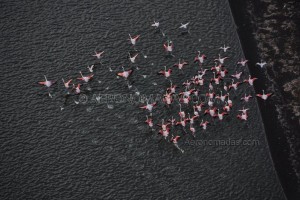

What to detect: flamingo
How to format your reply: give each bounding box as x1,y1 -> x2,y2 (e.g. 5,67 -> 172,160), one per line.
211,62 -> 222,73
194,101 -> 205,112
167,80 -> 178,94
187,113 -> 198,125
87,65 -> 94,73
157,119 -> 171,131
145,115 -> 154,128
229,79 -> 242,91
206,91 -> 215,99
159,128 -> 170,139
93,51 -> 104,59
191,77 -> 200,85
244,75 -> 258,86
231,71 -> 243,80
129,34 -> 140,46
170,135 -> 181,143
237,112 -> 248,121
207,98 -> 214,107
193,88 -> 199,97
214,54 -> 228,64
151,21 -> 159,28
182,80 -> 192,88
256,60 -> 267,68
163,40 -> 174,53
38,75 -> 56,88
140,101 -> 157,112
216,91 -> 228,102
204,107 -> 217,117
179,22 -> 190,29
223,82 -> 228,92
227,93 -> 233,107
209,82 -> 214,91
62,78 -> 72,89
219,68 -> 228,78
77,71 -> 94,83
214,109 -> 228,120
163,92 -> 173,106
179,96 -> 191,105
74,84 -> 81,94
219,44 -> 230,52
193,106 -> 199,117
189,124 -> 196,138
237,59 -> 248,66
241,94 -> 253,102
200,120 -> 210,130
198,68 -> 208,77
128,53 -> 138,63
256,90 -> 272,100
117,67 -> 133,80
223,101 -> 231,112
198,78 -> 205,86
158,66 -> 172,78
178,104 -> 185,119
168,116 -> 176,126
179,88 -> 195,98
194,51 -> 207,64
176,117 -> 188,128
239,107 -> 249,114
211,72 -> 222,85
170,136 -> 184,153
173,59 -> 188,71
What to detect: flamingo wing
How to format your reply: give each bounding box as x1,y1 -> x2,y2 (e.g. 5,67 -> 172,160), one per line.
38,81 -> 46,85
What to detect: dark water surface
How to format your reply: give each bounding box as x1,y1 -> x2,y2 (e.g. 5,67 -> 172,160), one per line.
0,0 -> 286,199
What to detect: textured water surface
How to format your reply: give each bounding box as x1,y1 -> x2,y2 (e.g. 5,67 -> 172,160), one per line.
0,0 -> 285,199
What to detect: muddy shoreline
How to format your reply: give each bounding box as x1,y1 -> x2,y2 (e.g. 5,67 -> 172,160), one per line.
229,0 -> 300,199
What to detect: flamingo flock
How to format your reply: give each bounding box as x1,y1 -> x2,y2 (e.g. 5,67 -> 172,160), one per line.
37,20 -> 273,153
